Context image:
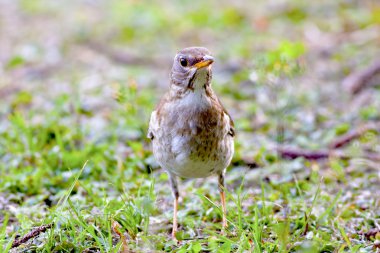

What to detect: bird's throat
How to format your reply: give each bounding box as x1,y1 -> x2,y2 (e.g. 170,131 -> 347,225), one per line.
187,68 -> 210,91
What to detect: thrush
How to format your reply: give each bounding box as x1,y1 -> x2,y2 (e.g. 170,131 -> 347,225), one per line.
147,47 -> 235,239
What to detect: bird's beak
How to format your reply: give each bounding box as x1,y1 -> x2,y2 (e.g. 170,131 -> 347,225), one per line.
193,55 -> 214,69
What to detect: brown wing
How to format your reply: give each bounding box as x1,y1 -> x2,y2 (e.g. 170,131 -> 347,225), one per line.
147,92 -> 171,140
216,96 -> 235,137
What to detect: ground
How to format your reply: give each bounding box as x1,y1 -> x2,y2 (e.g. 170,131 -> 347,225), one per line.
0,0 -> 380,252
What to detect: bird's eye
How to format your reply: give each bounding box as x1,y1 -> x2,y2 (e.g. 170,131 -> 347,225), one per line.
179,57 -> 188,67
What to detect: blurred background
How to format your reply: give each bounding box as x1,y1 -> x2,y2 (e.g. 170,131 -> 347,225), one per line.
1,0 -> 380,251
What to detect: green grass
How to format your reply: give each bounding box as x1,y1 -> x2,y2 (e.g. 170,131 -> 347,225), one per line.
1,0 -> 380,252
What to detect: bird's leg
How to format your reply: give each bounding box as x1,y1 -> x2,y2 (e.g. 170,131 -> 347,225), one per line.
218,171 -> 227,229
169,173 -> 179,239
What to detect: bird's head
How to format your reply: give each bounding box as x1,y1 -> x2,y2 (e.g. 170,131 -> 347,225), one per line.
170,47 -> 214,92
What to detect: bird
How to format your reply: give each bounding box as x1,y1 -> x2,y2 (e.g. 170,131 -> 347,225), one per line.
147,47 -> 235,239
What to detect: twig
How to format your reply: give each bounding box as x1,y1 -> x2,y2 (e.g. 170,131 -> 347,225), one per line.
359,228 -> 380,240
11,223 -> 53,248
356,152 -> 380,163
0,85 -> 21,99
342,59 -> 380,94
112,220 -> 130,253
277,147 -> 329,160
328,122 -> 380,149
85,41 -> 167,67
276,121 -> 380,161
277,146 -> 380,162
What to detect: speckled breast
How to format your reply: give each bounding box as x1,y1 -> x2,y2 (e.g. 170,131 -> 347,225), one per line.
152,106 -> 234,178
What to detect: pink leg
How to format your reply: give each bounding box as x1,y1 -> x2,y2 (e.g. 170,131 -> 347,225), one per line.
172,196 -> 179,239
218,172 -> 227,229
169,173 -> 179,239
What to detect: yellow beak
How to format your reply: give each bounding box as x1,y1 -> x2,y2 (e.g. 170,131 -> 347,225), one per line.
193,55 -> 214,69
